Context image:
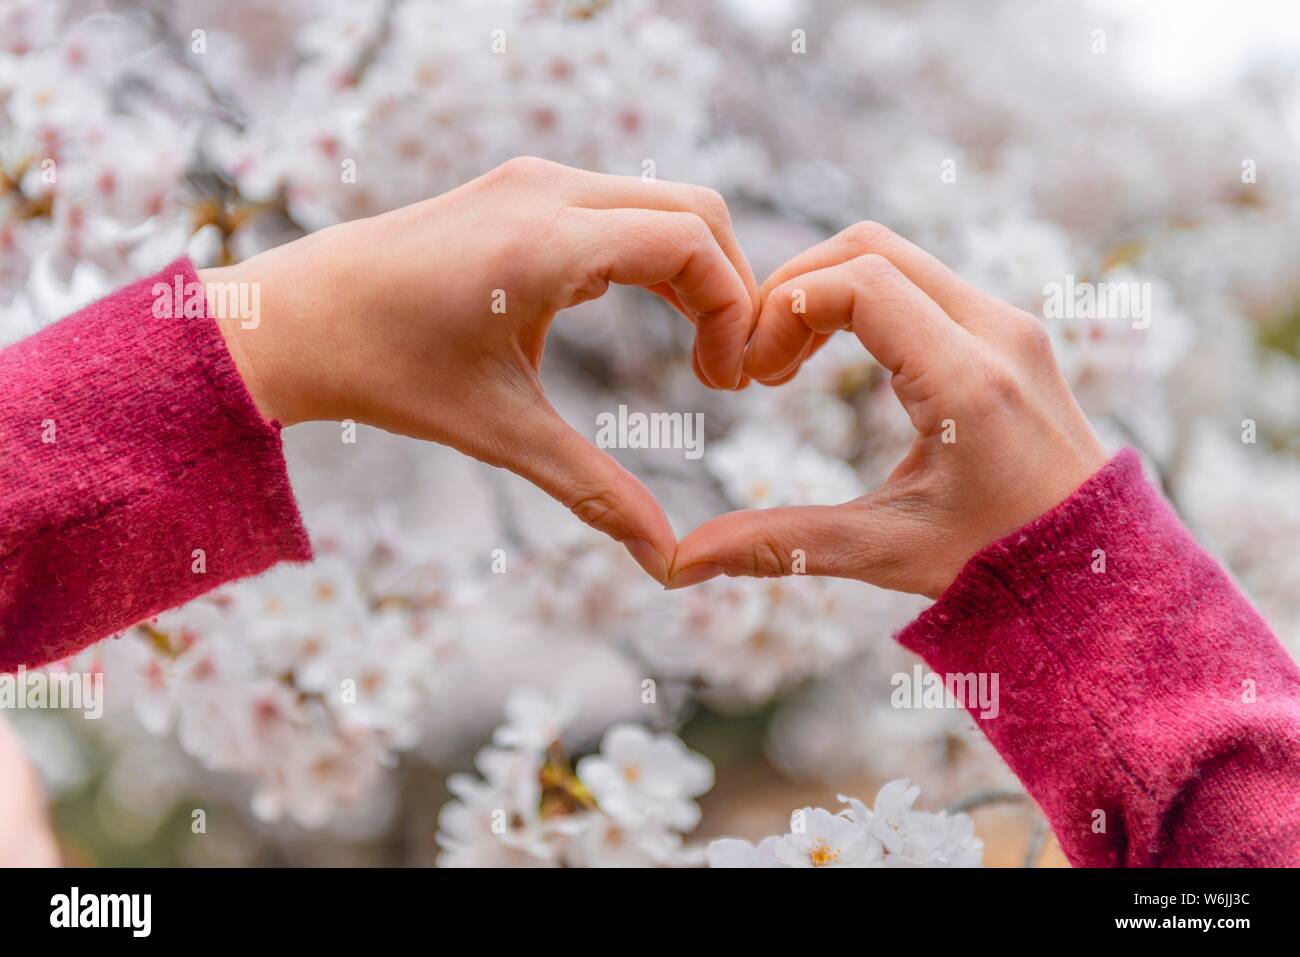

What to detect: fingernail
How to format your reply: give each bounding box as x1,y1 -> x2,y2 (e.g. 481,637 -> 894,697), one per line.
624,538 -> 669,584
665,562 -> 723,591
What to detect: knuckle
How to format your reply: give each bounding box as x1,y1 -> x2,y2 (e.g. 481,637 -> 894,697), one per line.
749,537 -> 791,577
968,357 -> 1024,410
850,252 -> 900,285
693,186 -> 731,225
553,209 -> 611,300
492,155 -> 554,184
773,279 -> 805,312
566,488 -> 620,532
658,211 -> 712,249
561,259 -> 610,304
842,219 -> 893,252
1007,309 -> 1055,358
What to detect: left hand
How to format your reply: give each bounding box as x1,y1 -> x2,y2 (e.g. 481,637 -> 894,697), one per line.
206,158 -> 759,583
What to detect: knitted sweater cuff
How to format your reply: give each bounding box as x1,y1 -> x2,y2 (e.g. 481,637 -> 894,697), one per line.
897,449 -> 1300,866
0,258 -> 312,670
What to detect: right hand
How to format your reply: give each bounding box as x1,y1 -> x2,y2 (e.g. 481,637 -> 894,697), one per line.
206,158 -> 759,583
669,222 -> 1108,598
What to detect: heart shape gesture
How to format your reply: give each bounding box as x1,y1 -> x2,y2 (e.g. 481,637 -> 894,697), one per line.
210,159 -> 1105,597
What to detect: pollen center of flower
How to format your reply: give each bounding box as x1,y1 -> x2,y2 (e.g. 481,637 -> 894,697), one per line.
622,763 -> 641,783
808,842 -> 839,866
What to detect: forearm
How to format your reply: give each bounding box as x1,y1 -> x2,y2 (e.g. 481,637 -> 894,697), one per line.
898,449 -> 1300,866
0,258 -> 311,671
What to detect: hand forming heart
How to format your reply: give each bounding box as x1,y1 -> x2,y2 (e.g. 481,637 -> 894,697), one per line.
209,158 -> 1106,598
671,221 -> 1107,598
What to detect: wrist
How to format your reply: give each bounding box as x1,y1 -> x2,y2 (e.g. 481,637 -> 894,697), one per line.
203,250 -> 316,428
935,434 -> 1108,597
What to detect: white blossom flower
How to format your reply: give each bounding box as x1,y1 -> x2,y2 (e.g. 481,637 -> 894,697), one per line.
436,691 -> 712,866
576,724 -> 714,831
839,780 -> 985,867
708,781 -> 983,868
437,746 -> 562,866
772,807 -> 883,868
706,836 -> 781,868
492,687 -> 575,753
568,814 -> 700,868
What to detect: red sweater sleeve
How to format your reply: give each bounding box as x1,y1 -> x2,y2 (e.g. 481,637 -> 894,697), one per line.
0,258 -> 312,671
898,449 -> 1300,867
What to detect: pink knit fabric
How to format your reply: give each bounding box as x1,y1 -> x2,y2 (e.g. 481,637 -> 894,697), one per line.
2,262 -> 1298,866
0,258 -> 311,671
899,449 -> 1300,866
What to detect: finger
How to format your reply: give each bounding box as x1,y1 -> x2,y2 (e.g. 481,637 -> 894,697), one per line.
567,171 -> 761,311
569,207 -> 753,389
745,255 -> 971,410
754,333 -> 825,386
759,221 -> 997,323
746,330 -> 816,385
796,332 -> 833,371
502,401 -> 677,584
667,503 -> 890,588
645,280 -> 689,320
756,364 -> 803,387
744,284 -> 816,381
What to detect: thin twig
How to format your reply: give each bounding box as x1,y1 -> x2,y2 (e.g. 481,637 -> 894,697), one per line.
1023,816 -> 1050,868
1109,414 -> 1181,510
736,190 -> 844,239
139,4 -> 248,131
944,789 -> 1028,815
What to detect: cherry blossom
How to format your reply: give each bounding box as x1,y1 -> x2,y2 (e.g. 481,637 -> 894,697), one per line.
708,782 -> 983,869
575,724 -> 714,831
436,689 -> 710,867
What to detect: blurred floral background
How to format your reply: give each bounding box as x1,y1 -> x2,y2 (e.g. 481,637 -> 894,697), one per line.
3,0 -> 1300,866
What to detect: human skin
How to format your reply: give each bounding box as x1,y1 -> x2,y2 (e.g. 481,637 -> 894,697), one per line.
202,157 -> 760,585
669,221 -> 1109,598
0,715 -> 59,866
0,180 -> 1118,868
206,159 -> 1103,598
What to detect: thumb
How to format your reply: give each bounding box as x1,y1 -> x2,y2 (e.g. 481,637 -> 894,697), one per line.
667,499 -> 910,590
502,403 -> 677,584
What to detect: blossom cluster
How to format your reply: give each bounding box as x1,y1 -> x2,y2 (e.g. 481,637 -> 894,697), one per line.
707,779 -> 983,868
436,689 -> 979,868
437,689 -> 712,867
